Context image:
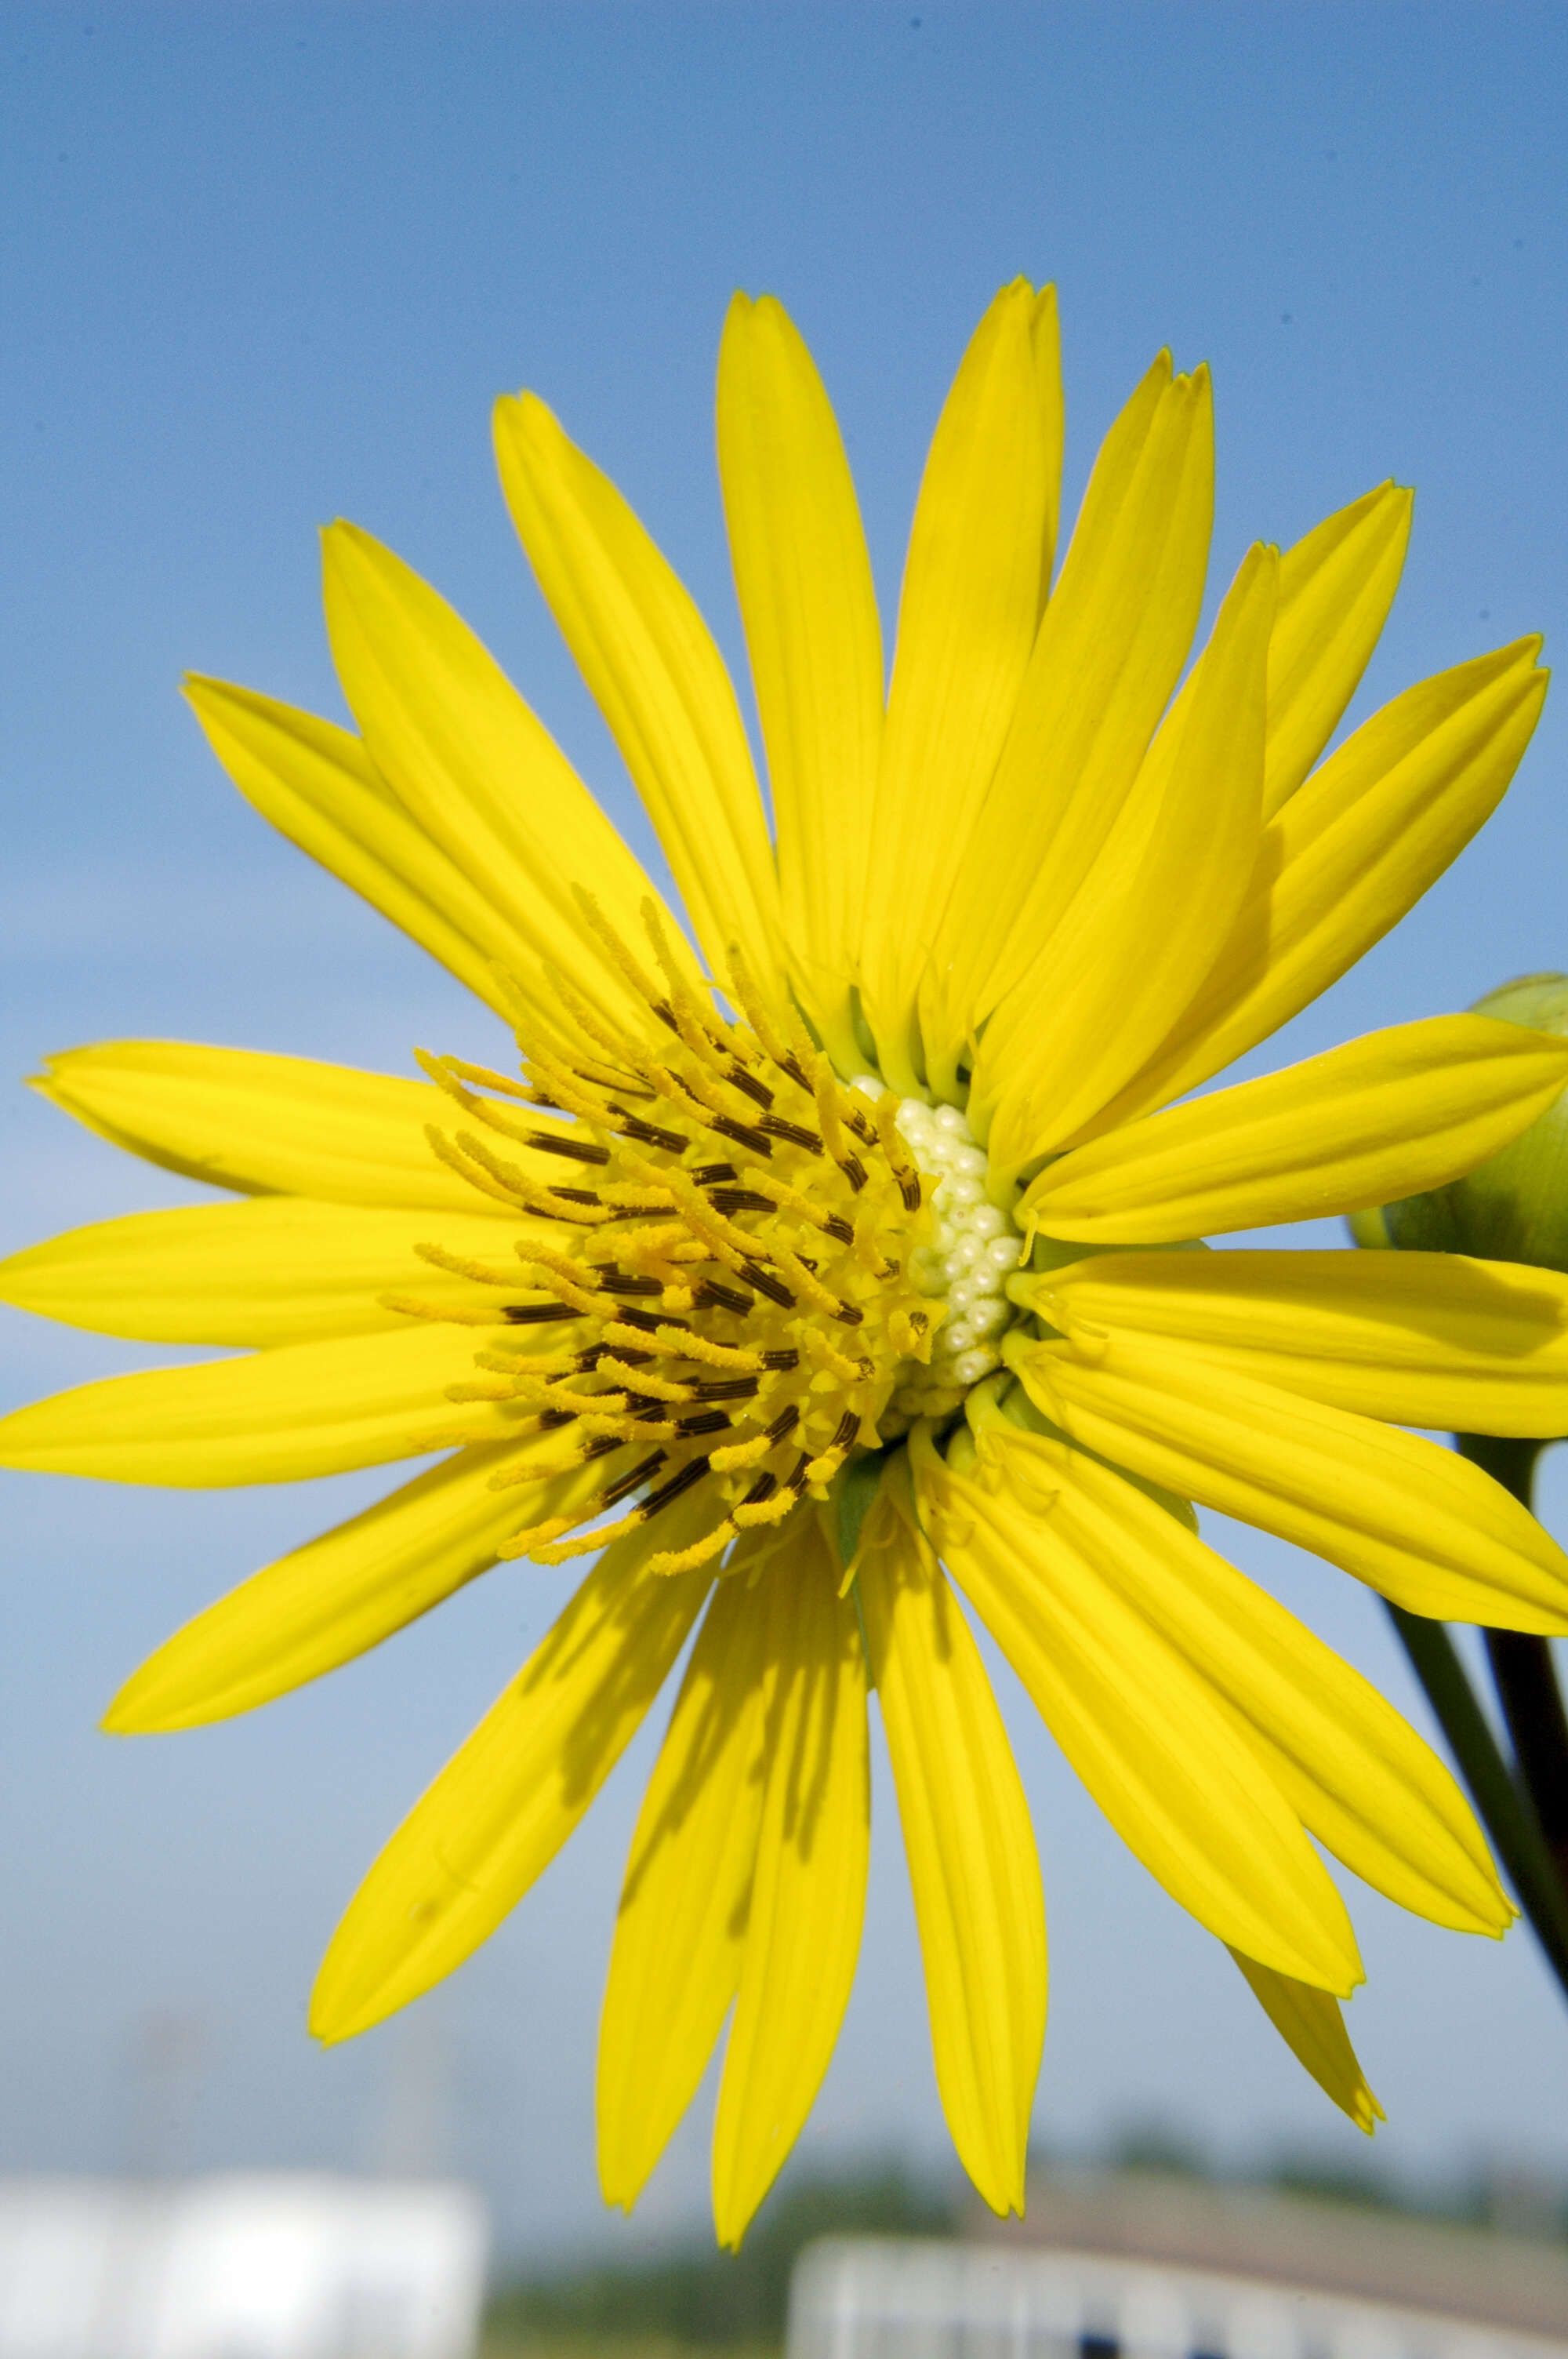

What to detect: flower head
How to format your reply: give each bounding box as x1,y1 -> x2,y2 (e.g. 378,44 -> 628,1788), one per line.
5,281 -> 1567,2242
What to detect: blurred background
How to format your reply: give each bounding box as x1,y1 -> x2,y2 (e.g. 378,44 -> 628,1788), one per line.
4,1 -> 1568,2343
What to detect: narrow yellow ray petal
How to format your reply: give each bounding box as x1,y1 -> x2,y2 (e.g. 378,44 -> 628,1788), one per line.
321,522 -> 703,1039
1038,1249 -> 1568,1439
1024,1016 -> 1568,1242
0,1321 -> 535,1487
310,1502 -> 713,2042
1263,482 -> 1413,817
858,1501 -> 1045,2216
492,392 -> 789,1008
1087,640 -> 1548,1136
1002,1432 -> 1506,1934
717,293 -> 882,1071
1229,1950 -> 1383,2134
0,1199 -> 546,1347
598,1573 -> 770,2212
185,678 -> 567,1033
712,1521 -> 869,2248
913,1430 -> 1361,1993
1029,283 -> 1066,612
103,1438 -> 603,1732
924,354 -> 1214,1070
858,281 -> 1054,1090
976,543 -> 1276,1175
1011,1331 -> 1568,1631
32,1041 -> 509,1213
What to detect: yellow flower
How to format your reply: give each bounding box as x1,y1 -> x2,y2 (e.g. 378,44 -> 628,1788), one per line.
3,281 -> 1566,2242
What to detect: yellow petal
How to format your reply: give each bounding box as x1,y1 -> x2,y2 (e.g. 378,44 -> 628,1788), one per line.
913,1428 -> 1361,1993
1037,1248 -> 1568,1439
321,522 -> 702,1040
0,1321 -> 537,1487
492,392 -> 789,1008
598,1572 -> 769,2212
1091,639 -> 1548,1134
857,1498 -> 1045,2216
310,1500 -> 713,2041
924,354 -> 1214,1074
717,293 -> 884,1074
33,1040 -> 506,1213
1029,283 -> 1066,611
185,678 -> 562,1030
1229,1950 -> 1383,2134
103,1438 -> 602,1731
712,1521 -> 869,2248
858,281 -> 1055,1091
0,1198 -> 544,1347
1023,1016 -> 1568,1242
975,542 -> 1276,1175
1264,482 -> 1413,817
1011,1330 -> 1568,1631
996,1430 -> 1505,1935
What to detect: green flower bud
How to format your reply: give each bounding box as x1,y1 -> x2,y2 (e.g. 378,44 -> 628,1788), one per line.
1358,974 -> 1568,1269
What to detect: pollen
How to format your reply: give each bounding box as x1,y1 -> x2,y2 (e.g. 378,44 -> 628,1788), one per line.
412,914 -> 951,1575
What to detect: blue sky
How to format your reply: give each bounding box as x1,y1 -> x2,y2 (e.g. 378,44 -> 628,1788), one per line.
3,1 -> 1568,2258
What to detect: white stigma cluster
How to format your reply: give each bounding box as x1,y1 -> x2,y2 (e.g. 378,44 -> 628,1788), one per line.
872,1089 -> 1023,1430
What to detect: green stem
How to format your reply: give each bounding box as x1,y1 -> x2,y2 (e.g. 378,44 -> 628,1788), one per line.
1457,1434 -> 1568,1901
1384,1600 -> 1568,1998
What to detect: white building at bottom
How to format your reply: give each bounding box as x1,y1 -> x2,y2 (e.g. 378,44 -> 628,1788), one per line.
0,2176 -> 488,2359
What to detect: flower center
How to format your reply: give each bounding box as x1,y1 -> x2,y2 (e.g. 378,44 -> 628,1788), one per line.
416,911 -> 1018,1576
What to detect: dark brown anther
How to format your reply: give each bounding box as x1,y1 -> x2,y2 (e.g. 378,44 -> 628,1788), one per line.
596,1270 -> 664,1298
741,1470 -> 779,1506
779,1053 -> 810,1089
739,1260 -> 796,1310
847,1107 -> 877,1144
765,1403 -> 800,1441
691,1374 -> 760,1401
784,1452 -> 813,1496
582,1432 -> 627,1463
536,1408 -> 577,1431
824,1214 -> 855,1243
694,1278 -> 753,1314
838,1154 -> 869,1193
834,1299 -> 866,1326
710,1114 -> 775,1157
639,1455 -> 714,1520
652,1001 -> 681,1034
548,1186 -> 603,1207
829,1410 -> 861,1452
710,1189 -> 775,1217
503,1303 -> 580,1325
691,1161 -> 739,1185
760,1347 -> 800,1371
607,1304 -> 668,1335
526,1132 -> 612,1165
725,1063 -> 775,1110
601,1448 -> 668,1505
611,1110 -> 688,1153
676,1408 -> 733,1438
757,1115 -> 823,1152
898,1175 -> 924,1211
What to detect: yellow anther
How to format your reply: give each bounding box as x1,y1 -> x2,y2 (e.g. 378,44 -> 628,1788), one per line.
424,1125 -> 527,1211
597,1358 -> 693,1401
647,1519 -> 735,1576
732,1488 -> 797,1529
710,1432 -> 775,1474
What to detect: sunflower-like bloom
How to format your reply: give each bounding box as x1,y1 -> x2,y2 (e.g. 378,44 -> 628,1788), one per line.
5,282 -> 1568,2242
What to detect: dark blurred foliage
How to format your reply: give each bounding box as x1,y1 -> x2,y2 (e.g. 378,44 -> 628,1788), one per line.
487,2160 -> 956,2350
